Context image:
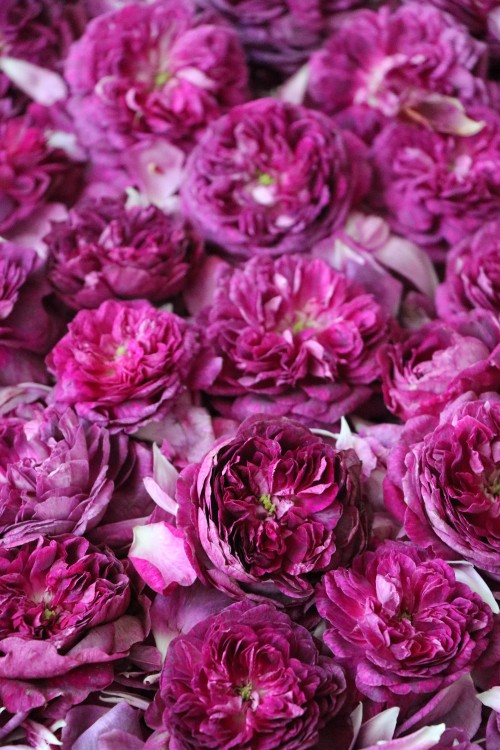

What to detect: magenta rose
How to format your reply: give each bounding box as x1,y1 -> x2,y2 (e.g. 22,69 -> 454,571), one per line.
181,98 -> 370,258
436,221 -> 500,319
200,254 -> 388,425
65,0 -> 248,153
378,318 -> 498,421
401,392 -> 500,578
317,540 -> 493,702
0,535 -> 145,715
46,299 -> 219,433
146,600 -> 347,750
0,115 -> 83,235
196,0 -> 362,77
370,107 -> 500,251
306,4 -> 488,124
177,416 -> 369,603
0,404 -> 153,548
46,196 -> 203,310
0,243 -> 62,354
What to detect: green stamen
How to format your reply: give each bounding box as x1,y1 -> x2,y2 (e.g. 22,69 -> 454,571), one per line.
257,172 -> 274,186
43,607 -> 56,621
155,71 -> 171,87
292,318 -> 316,334
238,683 -> 253,701
115,344 -> 127,358
259,493 -> 276,515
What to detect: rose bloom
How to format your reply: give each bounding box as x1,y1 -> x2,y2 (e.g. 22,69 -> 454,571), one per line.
378,318 -> 497,421
0,404 -> 152,547
411,0 -> 500,57
306,4 -> 488,123
0,243 -> 61,354
0,535 -> 141,715
196,0 -> 362,78
46,196 -> 203,310
200,254 -> 388,425
0,115 -> 82,235
317,540 -> 493,702
436,221 -> 500,319
65,0 -> 248,153
0,0 -> 86,71
0,0 -> 87,111
146,600 -> 347,750
46,299 -> 219,433
370,107 -> 500,251
401,392 -> 500,579
177,416 -> 369,603
181,98 -> 370,258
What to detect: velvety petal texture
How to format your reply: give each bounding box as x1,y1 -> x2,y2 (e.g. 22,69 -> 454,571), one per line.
177,416 -> 370,603
181,98 -> 370,257
147,600 -> 347,750
46,195 -> 203,310
46,299 -> 219,433
65,0 -> 249,153
199,254 -> 388,425
317,540 -> 494,702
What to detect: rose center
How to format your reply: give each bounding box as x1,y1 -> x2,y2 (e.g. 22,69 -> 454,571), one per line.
258,493 -> 276,515
257,172 -> 274,186
114,344 -> 127,358
155,70 -> 171,87
399,609 -> 413,621
237,683 -> 253,702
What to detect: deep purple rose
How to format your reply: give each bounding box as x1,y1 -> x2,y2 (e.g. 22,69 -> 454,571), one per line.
0,115 -> 83,235
401,392 -> 500,578
65,0 -> 248,154
0,0 -> 86,72
411,0 -> 500,58
436,221 -> 500,319
200,254 -> 388,425
46,299 -> 220,433
46,196 -> 203,310
317,540 -> 493,702
0,535 -> 145,715
0,243 -> 62,354
147,600 -> 347,750
306,4 -> 488,126
181,98 -> 370,258
371,107 -> 500,251
177,416 -> 369,603
0,0 -> 86,111
196,0 -> 362,77
0,404 -> 153,547
379,319 -> 497,421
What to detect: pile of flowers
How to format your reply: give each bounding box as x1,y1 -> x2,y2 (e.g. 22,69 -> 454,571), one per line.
0,0 -> 499,748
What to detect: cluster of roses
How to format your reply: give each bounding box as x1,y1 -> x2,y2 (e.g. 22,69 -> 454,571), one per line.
0,0 -> 499,749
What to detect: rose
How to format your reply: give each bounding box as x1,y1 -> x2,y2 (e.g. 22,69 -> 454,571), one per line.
46,299 -> 220,433
370,107 -> 500,251
436,221 -> 500,318
401,392 -> 500,578
305,4 -> 488,123
0,404 -> 153,548
200,254 -> 388,425
177,416 -> 369,603
181,97 -> 370,258
65,0 -> 248,153
0,535 -> 146,716
317,540 -> 494,702
146,599 -> 347,750
46,196 -> 203,310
